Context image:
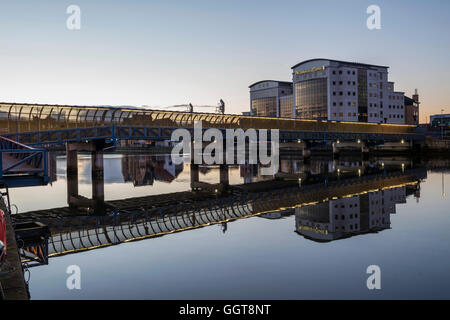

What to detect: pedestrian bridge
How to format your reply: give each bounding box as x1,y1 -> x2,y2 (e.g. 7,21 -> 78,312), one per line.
0,102 -> 422,145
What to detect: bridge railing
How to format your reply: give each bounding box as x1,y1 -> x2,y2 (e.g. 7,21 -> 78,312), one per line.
0,102 -> 417,136
0,136 -> 48,179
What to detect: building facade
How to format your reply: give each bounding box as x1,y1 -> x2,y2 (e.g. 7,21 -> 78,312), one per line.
404,89 -> 420,125
250,59 -> 413,124
430,113 -> 450,127
249,80 -> 293,117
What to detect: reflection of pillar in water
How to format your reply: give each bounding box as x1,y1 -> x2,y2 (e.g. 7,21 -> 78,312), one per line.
190,163 -> 199,190
220,164 -> 229,186
66,145 -> 78,207
92,150 -> 105,214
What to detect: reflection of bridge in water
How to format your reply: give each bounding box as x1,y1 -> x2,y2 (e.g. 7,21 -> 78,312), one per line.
15,167 -> 426,263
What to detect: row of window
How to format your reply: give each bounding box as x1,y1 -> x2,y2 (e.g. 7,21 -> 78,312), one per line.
332,70 -> 356,75
332,112 -> 358,117
333,101 -> 357,107
331,112 -> 388,118
332,80 -> 357,86
333,91 -> 356,96
368,72 -> 383,79
335,224 -> 359,231
334,213 -> 358,219
389,105 -> 403,109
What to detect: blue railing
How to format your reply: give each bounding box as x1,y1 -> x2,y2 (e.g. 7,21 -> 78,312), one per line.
0,136 -> 48,180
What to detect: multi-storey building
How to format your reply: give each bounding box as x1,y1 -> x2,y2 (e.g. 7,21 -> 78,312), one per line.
249,59 -> 413,124
404,90 -> 420,125
249,80 -> 292,117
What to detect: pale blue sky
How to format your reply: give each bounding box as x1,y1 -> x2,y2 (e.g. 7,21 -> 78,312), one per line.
0,0 -> 449,121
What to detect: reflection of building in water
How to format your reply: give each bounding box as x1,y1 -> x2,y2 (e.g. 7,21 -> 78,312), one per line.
239,163 -> 274,183
308,159 -> 335,175
121,155 -> 183,186
295,185 -> 409,242
280,159 -> 303,174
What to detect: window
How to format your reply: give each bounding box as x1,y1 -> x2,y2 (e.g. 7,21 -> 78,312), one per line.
251,97 -> 277,117
294,78 -> 328,120
279,96 -> 293,118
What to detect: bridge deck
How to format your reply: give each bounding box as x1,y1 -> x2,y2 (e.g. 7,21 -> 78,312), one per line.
0,102 -> 423,146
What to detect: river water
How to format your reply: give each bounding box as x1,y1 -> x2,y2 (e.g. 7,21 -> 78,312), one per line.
9,153 -> 450,299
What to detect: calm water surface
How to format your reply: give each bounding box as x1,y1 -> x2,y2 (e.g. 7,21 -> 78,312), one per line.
10,154 -> 450,299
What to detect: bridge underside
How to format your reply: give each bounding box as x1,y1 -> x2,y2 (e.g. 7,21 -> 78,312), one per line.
1,125 -> 424,147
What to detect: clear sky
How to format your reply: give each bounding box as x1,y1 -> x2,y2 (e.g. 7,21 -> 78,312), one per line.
0,0 -> 449,122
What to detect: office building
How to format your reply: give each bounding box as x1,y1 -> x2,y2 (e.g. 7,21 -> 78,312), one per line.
249,80 -> 293,117
250,59 -> 412,124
